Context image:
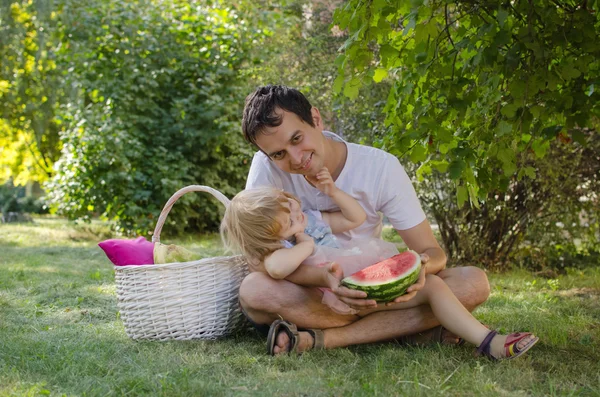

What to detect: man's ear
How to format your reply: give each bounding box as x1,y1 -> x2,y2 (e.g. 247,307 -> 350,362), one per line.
311,107 -> 323,128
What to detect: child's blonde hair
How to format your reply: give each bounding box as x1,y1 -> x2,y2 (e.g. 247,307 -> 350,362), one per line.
220,187 -> 300,262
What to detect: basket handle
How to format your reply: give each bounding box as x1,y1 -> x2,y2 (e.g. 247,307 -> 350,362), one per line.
152,185 -> 230,243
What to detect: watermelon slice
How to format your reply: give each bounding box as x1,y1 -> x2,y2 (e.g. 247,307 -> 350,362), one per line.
341,250 -> 421,302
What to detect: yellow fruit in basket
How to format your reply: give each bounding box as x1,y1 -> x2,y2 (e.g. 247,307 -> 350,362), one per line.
154,242 -> 202,264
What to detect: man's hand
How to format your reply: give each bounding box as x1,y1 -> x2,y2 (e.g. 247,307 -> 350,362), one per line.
324,262 -> 378,309
305,167 -> 338,197
385,254 -> 429,306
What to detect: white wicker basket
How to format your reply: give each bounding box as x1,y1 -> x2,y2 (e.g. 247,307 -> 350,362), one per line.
114,185 -> 249,340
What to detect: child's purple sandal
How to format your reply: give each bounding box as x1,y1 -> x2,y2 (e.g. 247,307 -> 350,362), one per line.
476,330 -> 539,360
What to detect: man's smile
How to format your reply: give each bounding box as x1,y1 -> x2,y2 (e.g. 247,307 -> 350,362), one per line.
296,153 -> 313,171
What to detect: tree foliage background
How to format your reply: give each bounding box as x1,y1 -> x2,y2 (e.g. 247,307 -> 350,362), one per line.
1,0 -> 598,269
333,0 -> 599,268
0,0 -> 62,184
2,0 -> 277,234
334,0 -> 599,197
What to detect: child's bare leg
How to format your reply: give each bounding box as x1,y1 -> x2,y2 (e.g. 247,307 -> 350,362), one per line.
395,274 -> 537,358
418,275 -> 491,345
377,274 -> 489,345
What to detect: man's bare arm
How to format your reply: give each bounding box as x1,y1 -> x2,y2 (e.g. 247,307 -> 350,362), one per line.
381,219 -> 448,305
396,219 -> 447,275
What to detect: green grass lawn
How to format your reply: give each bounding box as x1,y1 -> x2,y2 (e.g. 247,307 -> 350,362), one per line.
1,218 -> 599,396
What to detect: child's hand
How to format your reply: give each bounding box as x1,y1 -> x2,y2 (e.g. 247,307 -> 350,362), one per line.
323,261 -> 343,289
294,232 -> 314,245
306,167 -> 339,197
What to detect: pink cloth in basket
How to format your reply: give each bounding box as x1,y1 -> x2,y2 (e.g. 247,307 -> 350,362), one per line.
98,237 -> 154,266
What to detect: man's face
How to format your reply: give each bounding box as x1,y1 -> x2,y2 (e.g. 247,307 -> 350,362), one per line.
254,108 -> 326,177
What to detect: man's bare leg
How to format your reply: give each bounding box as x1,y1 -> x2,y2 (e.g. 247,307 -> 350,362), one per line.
239,266 -> 490,353
239,271 -> 358,329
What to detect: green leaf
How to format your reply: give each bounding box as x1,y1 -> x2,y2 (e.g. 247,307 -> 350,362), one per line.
508,79 -> 526,100
334,54 -> 346,67
502,162 -> 517,177
431,160 -> 449,173
439,140 -> 458,154
371,0 -> 388,14
529,105 -> 543,118
343,77 -> 361,99
409,144 -> 427,163
416,162 -> 431,181
333,74 -> 345,94
457,185 -> 468,208
498,147 -> 516,176
468,184 -> 480,209
496,121 -> 512,136
524,166 -> 536,179
541,125 -> 563,139
532,139 -> 550,158
500,103 -> 519,118
373,68 -> 388,83
403,13 -> 416,36
415,52 -> 428,63
379,44 -> 397,68
559,63 -> 581,81
437,128 -> 454,143
546,72 -> 559,91
497,8 -> 509,27
448,159 -> 465,180
339,27 -> 363,52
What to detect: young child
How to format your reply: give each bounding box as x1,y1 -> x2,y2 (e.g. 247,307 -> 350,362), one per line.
221,168 -> 539,360
221,167 -> 398,315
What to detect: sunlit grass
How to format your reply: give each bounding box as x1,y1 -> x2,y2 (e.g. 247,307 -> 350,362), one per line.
1,218 -> 599,396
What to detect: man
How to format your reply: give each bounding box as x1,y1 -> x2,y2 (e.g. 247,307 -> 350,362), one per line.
239,85 -> 490,354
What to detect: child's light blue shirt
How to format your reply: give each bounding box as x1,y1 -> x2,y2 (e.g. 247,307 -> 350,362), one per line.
282,210 -> 340,249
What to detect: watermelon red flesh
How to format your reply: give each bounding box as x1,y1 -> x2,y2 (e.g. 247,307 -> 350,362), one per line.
341,250 -> 421,302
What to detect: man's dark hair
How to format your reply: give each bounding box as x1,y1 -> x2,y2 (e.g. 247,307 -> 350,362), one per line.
242,85 -> 315,146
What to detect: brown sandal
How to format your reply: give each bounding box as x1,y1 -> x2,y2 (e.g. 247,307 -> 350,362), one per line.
266,319 -> 325,355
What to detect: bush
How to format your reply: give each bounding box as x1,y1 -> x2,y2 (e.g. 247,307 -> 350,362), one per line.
0,181 -> 48,215
45,0 -> 264,235
417,129 -> 599,271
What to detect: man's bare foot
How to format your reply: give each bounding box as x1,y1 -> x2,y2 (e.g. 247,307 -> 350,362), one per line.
266,320 -> 325,356
273,329 -> 315,355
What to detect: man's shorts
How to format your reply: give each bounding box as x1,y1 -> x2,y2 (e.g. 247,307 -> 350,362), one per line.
240,303 -> 270,337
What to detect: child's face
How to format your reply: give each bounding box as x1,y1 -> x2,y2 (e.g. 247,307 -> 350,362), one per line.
277,198 -> 308,239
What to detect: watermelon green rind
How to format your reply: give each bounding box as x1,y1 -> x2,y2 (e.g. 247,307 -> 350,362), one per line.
340,250 -> 421,303
342,268 -> 420,302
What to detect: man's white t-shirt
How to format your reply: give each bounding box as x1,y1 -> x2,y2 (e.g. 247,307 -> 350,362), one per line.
245,131 -> 426,242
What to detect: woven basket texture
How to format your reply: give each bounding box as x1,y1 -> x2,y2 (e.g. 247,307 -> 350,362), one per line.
113,185 -> 250,340
115,256 -> 248,340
